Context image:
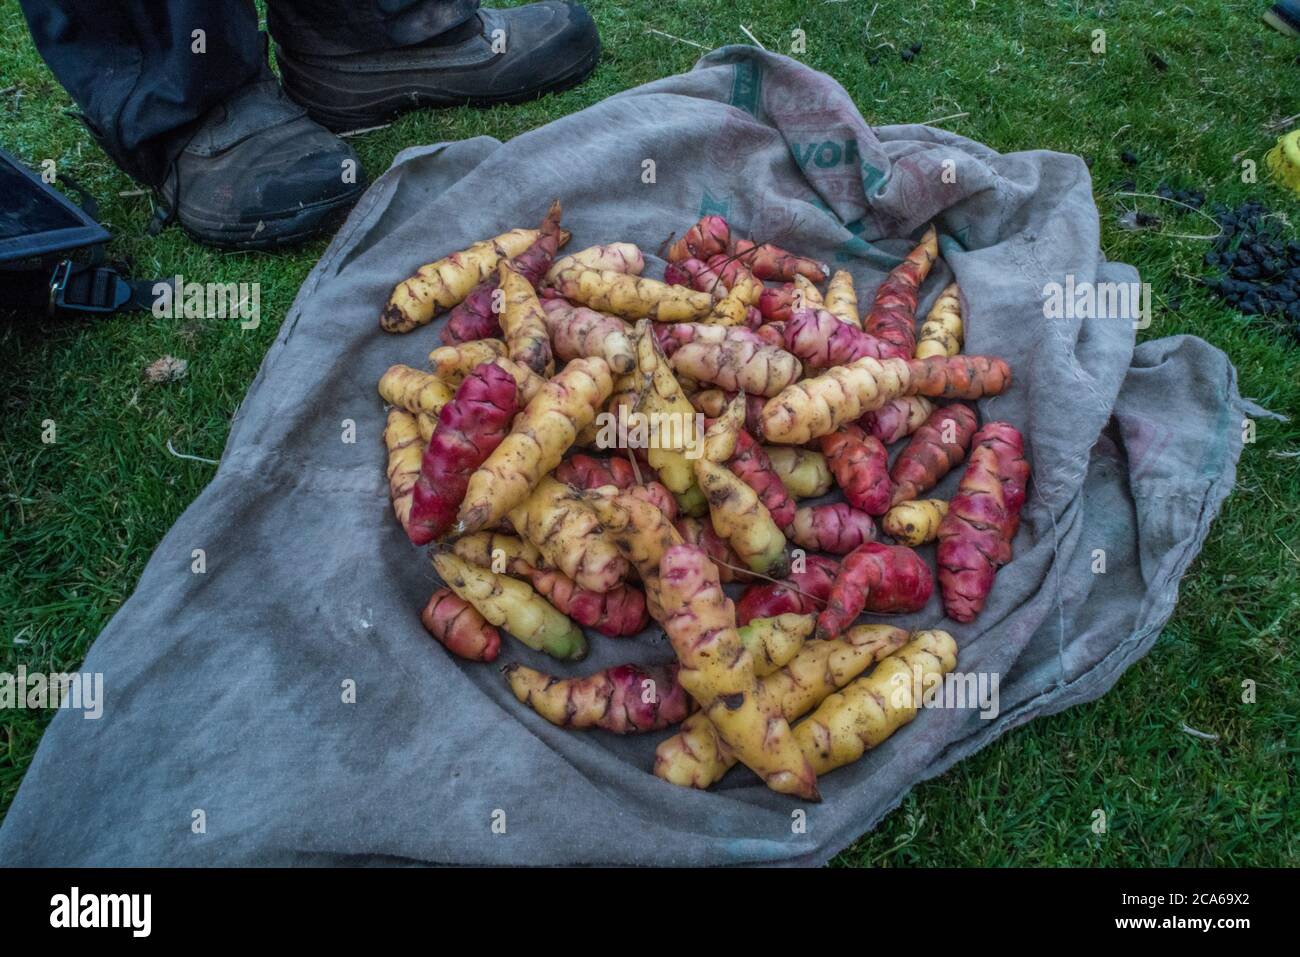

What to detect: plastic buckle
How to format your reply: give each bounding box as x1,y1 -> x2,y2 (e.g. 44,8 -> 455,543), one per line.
47,260 -> 129,315
46,259 -> 72,316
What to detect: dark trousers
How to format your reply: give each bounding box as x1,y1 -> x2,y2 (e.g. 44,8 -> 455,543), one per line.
18,0 -> 478,186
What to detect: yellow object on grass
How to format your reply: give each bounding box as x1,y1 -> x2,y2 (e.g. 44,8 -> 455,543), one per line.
1265,130 -> 1300,197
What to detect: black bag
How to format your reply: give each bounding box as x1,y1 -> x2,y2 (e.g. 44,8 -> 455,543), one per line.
0,146 -> 161,317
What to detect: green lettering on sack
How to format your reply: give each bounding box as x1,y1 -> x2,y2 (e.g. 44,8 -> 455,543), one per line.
814,142 -> 843,168
699,190 -> 731,218
730,60 -> 763,116
792,143 -> 819,168
860,161 -> 886,195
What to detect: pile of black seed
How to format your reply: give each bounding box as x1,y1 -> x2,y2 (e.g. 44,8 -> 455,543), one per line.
1154,182 -> 1205,209
1200,199 -> 1300,341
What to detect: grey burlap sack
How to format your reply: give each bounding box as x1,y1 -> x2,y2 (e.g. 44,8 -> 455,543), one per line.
0,48 -> 1257,866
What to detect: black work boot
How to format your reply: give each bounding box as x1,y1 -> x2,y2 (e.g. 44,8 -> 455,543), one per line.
275,2 -> 600,131
156,68 -> 366,249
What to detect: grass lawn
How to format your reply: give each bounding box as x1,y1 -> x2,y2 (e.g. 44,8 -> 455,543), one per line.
2,0 -> 1297,865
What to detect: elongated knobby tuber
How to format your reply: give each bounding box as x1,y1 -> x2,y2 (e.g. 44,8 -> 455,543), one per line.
504,661 -> 694,733
508,476 -> 629,593
551,265 -> 713,322
728,430 -> 797,530
903,355 -> 1011,400
695,456 -> 790,576
655,624 -> 909,789
936,422 -> 1029,622
451,531 -> 543,574
754,321 -> 784,346
456,356 -> 613,533
428,339 -> 507,382
760,355 -> 1008,444
732,238 -> 828,283
554,453 -> 635,490
519,564 -> 648,637
378,364 -> 455,417
790,503 -> 878,555
822,425 -> 892,515
383,409 -> 424,535
584,486 -> 684,618
440,201 -> 566,344
823,270 -> 860,328
657,544 -> 819,800
440,282 -> 503,344
545,242 -> 644,284
816,542 -> 933,639
498,260 -> 554,377
630,320 -> 706,514
883,499 -> 949,546
690,389 -> 766,436
759,283 -> 796,322
382,227 -> 538,333
889,403 -> 978,506
858,396 -> 934,444
791,274 -> 824,311
706,269 -> 764,326
407,363 -> 518,544
420,587 -> 501,662
673,516 -> 753,584
664,258 -> 724,299
428,343 -> 543,406
539,298 -> 637,374
735,554 -> 839,625
759,356 -> 913,444
661,323 -> 802,397
862,225 -> 938,356
765,446 -> 833,499
915,282 -> 963,359
783,308 -> 908,370
738,613 -> 814,677
416,412 -> 438,444
696,403 -> 785,574
667,215 -> 731,263
433,551 -> 586,661
794,629 -> 957,775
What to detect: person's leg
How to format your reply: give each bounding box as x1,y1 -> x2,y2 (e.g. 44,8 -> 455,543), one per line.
271,0 -> 600,131
18,0 -> 264,186
18,0 -> 366,249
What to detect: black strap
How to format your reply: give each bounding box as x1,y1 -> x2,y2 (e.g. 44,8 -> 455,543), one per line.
47,259 -> 169,316
0,259 -> 170,318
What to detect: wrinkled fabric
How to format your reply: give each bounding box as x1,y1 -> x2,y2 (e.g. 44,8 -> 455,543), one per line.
0,48 -> 1253,866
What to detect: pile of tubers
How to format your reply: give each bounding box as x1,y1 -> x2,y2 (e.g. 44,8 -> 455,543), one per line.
375,202 -> 1029,801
